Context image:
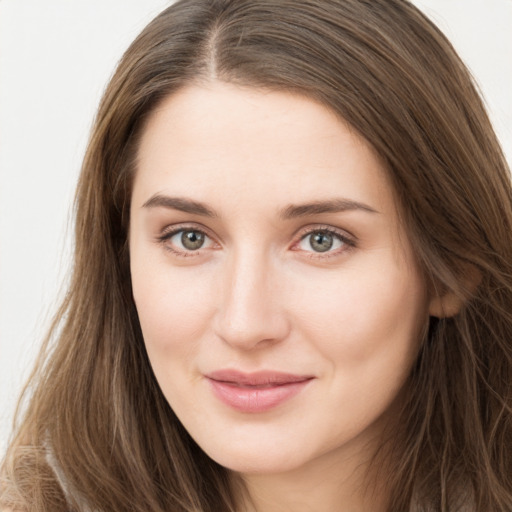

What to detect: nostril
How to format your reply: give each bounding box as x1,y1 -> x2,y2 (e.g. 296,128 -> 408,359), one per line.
213,305 -> 290,350
213,258 -> 291,349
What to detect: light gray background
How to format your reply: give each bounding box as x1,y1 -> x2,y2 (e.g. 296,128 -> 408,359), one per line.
1,0 -> 511,450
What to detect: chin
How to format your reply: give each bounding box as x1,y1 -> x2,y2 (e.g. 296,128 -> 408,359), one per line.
200,439 -> 308,475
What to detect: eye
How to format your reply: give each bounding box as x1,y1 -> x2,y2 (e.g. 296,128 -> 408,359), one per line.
176,230 -> 207,250
159,227 -> 216,255
295,228 -> 354,255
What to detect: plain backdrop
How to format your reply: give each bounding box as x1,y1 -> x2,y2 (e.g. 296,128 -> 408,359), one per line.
1,0 -> 511,451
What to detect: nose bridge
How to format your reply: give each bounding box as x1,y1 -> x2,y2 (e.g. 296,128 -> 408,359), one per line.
214,244 -> 288,349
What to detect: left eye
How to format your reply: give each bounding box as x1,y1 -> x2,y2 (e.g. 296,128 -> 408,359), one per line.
168,229 -> 214,251
297,230 -> 346,253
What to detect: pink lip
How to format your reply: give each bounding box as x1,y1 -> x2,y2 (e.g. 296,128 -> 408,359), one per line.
205,370 -> 314,413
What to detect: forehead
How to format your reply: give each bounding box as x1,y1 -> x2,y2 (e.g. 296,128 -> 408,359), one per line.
132,81 -> 395,217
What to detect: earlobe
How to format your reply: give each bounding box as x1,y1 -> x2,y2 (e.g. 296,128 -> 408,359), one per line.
428,292 -> 464,318
428,265 -> 482,318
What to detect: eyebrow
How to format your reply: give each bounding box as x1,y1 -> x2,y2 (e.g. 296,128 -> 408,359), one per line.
142,194 -> 217,217
279,198 -> 379,219
141,194 -> 379,218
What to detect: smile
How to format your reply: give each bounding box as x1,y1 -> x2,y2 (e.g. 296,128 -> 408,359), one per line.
205,370 -> 314,413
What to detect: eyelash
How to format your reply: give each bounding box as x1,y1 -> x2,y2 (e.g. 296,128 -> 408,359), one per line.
292,225 -> 356,259
157,224 -> 356,259
157,224 -> 216,258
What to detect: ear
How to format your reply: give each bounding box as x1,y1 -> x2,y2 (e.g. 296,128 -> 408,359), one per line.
428,292 -> 464,318
428,265 -> 481,318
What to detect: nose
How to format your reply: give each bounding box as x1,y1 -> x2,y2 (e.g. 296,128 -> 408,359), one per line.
213,249 -> 291,351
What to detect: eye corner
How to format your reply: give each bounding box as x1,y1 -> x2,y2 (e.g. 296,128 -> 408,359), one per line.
290,225 -> 357,259
156,224 -> 220,258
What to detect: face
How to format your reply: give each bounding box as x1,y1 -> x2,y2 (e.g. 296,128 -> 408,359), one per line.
129,82 -> 430,476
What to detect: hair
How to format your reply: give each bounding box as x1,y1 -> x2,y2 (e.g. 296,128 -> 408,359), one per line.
2,0 -> 512,510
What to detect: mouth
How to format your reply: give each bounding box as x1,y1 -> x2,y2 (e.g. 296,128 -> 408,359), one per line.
205,370 -> 314,413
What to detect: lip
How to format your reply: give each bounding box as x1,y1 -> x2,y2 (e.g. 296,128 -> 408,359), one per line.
205,370 -> 314,413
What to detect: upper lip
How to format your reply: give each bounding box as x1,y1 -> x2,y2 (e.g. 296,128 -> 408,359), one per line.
205,369 -> 314,386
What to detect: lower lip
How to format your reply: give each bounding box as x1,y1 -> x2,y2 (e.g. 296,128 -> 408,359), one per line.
207,378 -> 312,413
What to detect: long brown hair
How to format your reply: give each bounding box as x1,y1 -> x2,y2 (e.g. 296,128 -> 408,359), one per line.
2,1 -> 512,510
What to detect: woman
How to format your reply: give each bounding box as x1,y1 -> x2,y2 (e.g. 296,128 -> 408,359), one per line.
2,0 -> 511,511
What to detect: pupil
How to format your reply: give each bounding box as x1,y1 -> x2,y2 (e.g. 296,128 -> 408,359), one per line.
311,232 -> 333,252
181,231 -> 204,250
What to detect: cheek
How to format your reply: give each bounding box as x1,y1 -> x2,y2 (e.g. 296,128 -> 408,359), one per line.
287,259 -> 428,439
130,253 -> 217,360
288,256 -> 427,366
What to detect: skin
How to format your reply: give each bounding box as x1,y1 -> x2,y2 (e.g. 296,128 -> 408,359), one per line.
129,81 -> 440,511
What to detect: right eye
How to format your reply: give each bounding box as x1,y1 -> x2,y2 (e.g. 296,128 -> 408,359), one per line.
159,228 -> 216,256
